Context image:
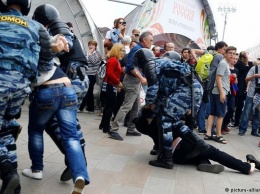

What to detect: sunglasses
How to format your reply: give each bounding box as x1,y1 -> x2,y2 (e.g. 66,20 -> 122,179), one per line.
119,21 -> 126,25
134,34 -> 140,37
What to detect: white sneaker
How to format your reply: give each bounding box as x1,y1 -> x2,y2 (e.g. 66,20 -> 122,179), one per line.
22,169 -> 42,180
71,176 -> 85,194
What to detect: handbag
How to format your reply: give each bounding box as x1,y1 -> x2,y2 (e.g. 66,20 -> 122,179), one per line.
139,86 -> 146,107
96,60 -> 106,86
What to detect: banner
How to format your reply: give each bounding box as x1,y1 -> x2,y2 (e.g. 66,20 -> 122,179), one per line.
137,0 -> 210,49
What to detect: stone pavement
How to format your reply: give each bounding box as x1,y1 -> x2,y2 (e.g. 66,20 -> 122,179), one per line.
15,100 -> 260,194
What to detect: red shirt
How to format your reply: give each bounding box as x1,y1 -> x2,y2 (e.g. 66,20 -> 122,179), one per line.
104,57 -> 122,86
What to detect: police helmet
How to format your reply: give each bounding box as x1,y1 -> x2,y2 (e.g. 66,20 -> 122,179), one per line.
33,4 -> 59,26
0,0 -> 31,15
133,48 -> 155,69
161,51 -> 181,61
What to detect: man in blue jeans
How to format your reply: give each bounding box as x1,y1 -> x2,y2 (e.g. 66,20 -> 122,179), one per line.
197,102 -> 216,134
23,65 -> 90,194
32,5 -> 89,182
238,65 -> 260,136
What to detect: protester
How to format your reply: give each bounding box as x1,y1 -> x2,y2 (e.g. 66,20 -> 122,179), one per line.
132,49 -> 209,169
32,9 -> 89,181
110,32 -> 153,138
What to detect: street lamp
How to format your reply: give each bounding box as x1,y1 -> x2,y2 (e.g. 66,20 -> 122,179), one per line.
217,3 -> 236,41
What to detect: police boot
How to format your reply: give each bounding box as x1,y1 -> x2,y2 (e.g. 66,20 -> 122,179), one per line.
14,184 -> 21,194
0,161 -> 20,194
149,148 -> 174,169
182,130 -> 210,159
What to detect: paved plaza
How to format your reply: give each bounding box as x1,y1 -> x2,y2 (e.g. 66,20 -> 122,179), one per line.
15,100 -> 260,194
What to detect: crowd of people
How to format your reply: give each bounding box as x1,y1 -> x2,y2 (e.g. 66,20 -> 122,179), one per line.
1,1 -> 260,194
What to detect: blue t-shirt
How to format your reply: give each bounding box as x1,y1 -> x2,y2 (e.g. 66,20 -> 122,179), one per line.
125,43 -> 143,75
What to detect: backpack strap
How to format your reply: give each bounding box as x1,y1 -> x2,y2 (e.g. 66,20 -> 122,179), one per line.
255,65 -> 259,84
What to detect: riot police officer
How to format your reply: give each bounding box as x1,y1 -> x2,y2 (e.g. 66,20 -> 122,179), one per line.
133,49 -> 209,169
0,0 -> 61,192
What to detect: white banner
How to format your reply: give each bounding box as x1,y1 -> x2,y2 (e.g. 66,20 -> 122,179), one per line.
137,0 -> 210,49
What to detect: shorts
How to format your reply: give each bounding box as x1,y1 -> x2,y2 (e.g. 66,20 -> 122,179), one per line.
209,94 -> 227,117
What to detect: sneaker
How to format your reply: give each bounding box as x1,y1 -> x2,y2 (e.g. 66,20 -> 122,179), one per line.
228,123 -> 234,127
77,110 -> 84,113
238,132 -> 245,136
232,125 -> 239,130
60,167 -> 72,182
22,169 -> 42,180
223,127 -> 230,133
0,171 -> 20,194
198,163 -> 224,174
108,131 -> 123,141
198,130 -> 207,135
221,130 -> 228,135
86,111 -> 94,114
251,133 -> 260,137
249,121 -> 253,127
126,131 -> 141,136
71,177 -> 85,194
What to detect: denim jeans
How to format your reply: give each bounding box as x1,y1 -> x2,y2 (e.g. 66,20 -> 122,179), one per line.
239,96 -> 260,134
197,101 -> 216,134
197,101 -> 210,131
28,85 -> 89,184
